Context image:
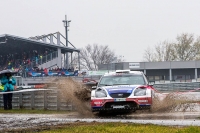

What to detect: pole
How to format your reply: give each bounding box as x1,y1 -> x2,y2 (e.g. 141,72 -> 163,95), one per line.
78,52 -> 80,71
71,52 -> 73,68
62,15 -> 71,69
65,15 -> 68,69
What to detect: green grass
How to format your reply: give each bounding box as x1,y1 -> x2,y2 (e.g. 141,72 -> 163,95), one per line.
39,122 -> 200,133
0,108 -> 72,114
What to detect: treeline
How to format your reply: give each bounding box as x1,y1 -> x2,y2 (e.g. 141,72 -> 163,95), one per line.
143,33 -> 200,62
69,44 -> 122,70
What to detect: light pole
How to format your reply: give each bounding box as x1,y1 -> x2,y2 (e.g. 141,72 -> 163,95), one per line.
111,57 -> 117,71
62,15 -> 71,69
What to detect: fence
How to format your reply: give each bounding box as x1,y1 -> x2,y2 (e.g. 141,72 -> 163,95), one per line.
0,89 -> 75,111
153,82 -> 200,92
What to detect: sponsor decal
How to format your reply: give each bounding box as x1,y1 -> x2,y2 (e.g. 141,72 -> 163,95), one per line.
94,101 -> 102,104
106,87 -> 136,94
92,100 -> 103,106
138,100 -> 148,102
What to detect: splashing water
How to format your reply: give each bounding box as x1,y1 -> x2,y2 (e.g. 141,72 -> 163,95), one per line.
151,92 -> 199,113
47,77 -> 94,118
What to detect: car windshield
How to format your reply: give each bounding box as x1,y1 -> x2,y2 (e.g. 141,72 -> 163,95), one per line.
98,74 -> 146,87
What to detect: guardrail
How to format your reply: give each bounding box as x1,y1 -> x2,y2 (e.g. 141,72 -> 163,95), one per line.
0,89 -> 75,111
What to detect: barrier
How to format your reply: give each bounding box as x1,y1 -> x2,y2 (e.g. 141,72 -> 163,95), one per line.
153,82 -> 200,91
0,89 -> 74,111
33,84 -> 46,89
153,86 -> 200,103
0,85 -> 200,110
154,86 -> 200,95
27,70 -> 78,77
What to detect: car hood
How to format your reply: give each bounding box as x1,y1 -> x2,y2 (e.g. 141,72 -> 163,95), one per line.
103,85 -> 141,94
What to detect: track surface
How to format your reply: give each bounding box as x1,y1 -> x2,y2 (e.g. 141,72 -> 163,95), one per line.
0,111 -> 200,131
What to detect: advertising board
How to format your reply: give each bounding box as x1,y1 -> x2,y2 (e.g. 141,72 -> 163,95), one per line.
129,62 -> 140,69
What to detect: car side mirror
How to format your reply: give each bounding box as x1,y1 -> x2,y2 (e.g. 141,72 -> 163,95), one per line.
92,86 -> 97,90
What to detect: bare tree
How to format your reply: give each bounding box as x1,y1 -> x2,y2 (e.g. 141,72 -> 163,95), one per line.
174,33 -> 200,61
143,46 -> 156,62
143,33 -> 200,62
193,36 -> 200,60
79,44 -> 117,70
154,41 -> 176,61
143,42 -> 176,62
164,42 -> 176,61
68,52 -> 79,69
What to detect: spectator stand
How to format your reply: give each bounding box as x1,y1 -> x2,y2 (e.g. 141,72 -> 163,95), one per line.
0,32 -> 80,76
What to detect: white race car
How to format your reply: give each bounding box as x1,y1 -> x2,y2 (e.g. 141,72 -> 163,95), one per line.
91,70 -> 155,113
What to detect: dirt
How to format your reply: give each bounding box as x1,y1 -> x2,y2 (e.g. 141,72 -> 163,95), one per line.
49,77 -> 93,117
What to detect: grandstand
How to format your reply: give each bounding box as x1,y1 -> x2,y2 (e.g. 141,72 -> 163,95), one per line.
0,32 -> 80,77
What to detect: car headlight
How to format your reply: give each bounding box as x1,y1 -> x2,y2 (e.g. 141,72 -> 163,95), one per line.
95,88 -> 107,98
134,87 -> 147,96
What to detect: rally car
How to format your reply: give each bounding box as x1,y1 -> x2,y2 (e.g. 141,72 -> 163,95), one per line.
91,70 -> 155,113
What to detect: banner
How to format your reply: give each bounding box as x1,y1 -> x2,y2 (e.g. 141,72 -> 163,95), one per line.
88,70 -> 115,76
129,62 -> 140,69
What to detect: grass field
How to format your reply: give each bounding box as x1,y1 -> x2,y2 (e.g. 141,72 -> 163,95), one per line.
39,122 -> 200,133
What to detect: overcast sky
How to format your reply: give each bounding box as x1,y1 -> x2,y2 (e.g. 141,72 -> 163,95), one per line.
1,0 -> 200,62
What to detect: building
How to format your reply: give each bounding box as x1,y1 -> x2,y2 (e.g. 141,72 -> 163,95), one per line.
98,61 -> 200,83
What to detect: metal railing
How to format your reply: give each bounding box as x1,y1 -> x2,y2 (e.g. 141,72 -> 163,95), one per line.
24,51 -> 58,69
153,82 -> 200,92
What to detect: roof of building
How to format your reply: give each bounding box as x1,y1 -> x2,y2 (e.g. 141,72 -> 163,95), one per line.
0,34 -> 80,55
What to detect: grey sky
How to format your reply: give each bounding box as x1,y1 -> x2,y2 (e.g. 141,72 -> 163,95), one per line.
1,0 -> 200,62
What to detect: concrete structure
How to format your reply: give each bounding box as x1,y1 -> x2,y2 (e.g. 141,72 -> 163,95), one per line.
98,61 -> 200,83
